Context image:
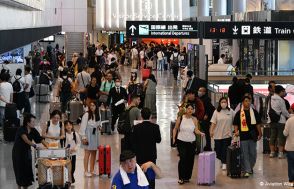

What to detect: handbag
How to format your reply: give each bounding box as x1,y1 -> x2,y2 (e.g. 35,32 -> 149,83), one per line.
29,87 -> 35,98
268,97 -> 281,123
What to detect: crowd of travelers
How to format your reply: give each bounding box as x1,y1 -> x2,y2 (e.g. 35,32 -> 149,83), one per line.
0,40 -> 293,189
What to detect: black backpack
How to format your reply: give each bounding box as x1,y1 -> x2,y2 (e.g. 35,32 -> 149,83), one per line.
61,78 -> 71,94
172,54 -> 179,68
12,76 -> 21,92
117,106 -> 135,135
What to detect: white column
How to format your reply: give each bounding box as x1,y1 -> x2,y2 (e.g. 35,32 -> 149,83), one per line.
213,0 -> 227,16
198,0 -> 209,16
266,0 -> 276,10
95,0 -> 105,29
105,0 -> 112,30
232,0 -> 246,13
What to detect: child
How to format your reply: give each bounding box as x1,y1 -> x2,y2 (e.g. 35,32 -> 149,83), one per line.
62,120 -> 81,183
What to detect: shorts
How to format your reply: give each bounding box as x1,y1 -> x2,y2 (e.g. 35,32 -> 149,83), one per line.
270,122 -> 286,146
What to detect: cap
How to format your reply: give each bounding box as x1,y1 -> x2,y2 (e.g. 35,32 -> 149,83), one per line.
120,150 -> 136,162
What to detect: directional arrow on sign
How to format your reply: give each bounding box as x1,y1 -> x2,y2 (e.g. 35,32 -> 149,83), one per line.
233,26 -> 238,35
129,25 -> 137,36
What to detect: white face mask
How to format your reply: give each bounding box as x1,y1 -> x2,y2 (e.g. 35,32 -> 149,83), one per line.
198,92 -> 204,97
115,82 -> 121,87
221,103 -> 227,109
62,76 -> 67,79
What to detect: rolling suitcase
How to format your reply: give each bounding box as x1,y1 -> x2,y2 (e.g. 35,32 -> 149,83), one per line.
68,99 -> 84,124
170,121 -> 177,147
98,145 -> 111,177
5,103 -> 17,120
226,146 -> 241,178
100,107 -> 112,135
197,136 -> 215,185
263,125 -> 271,154
3,119 -> 20,142
197,151 -> 216,185
36,84 -> 50,103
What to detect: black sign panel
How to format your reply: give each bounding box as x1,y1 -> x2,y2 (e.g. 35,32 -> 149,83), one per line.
203,22 -> 294,39
126,21 -> 198,39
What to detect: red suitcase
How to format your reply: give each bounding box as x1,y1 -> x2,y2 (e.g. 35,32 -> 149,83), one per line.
98,145 -> 111,177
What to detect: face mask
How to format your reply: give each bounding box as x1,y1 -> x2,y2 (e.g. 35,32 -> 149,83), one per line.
198,92 -> 204,97
62,76 -> 67,79
221,103 -> 227,109
115,82 -> 121,87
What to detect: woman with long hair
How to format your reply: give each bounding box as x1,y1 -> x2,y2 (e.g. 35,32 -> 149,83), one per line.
79,101 -> 101,177
172,104 -> 205,184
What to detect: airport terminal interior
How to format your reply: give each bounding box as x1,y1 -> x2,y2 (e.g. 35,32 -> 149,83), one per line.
0,0 -> 294,189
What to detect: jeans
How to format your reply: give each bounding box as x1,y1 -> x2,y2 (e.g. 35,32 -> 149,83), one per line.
287,151 -> 294,182
0,106 -> 4,128
200,121 -> 212,151
214,137 -> 232,164
177,139 -> 196,180
240,140 -> 257,173
157,59 -> 164,71
173,66 -> 179,80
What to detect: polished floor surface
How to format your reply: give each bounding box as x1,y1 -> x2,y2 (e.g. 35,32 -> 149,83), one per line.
0,66 -> 290,189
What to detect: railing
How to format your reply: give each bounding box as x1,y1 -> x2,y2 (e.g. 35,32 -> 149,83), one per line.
208,69 -> 294,76
207,82 -> 220,92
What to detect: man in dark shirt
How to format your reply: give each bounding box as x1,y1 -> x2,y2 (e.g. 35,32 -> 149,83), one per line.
198,87 -> 215,151
107,78 -> 128,132
242,78 -> 254,104
228,76 -> 240,110
132,108 -> 161,189
233,96 -> 262,178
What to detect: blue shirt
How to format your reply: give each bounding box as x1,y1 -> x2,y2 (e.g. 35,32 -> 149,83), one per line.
111,168 -> 149,189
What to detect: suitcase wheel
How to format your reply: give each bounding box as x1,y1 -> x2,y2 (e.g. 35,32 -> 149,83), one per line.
108,174 -> 111,178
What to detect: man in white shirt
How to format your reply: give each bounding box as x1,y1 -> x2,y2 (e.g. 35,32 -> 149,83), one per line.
107,50 -> 117,65
24,66 -> 33,113
157,49 -> 165,71
0,72 -> 13,128
131,46 -> 139,69
95,45 -> 104,64
76,65 -> 91,102
218,54 -> 226,64
11,68 -> 26,116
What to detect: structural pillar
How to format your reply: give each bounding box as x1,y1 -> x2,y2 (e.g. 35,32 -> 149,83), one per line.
213,0 -> 227,16
198,0 -> 209,16
232,0 -> 246,13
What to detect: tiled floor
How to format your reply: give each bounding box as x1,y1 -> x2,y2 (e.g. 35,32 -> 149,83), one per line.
0,66 -> 290,189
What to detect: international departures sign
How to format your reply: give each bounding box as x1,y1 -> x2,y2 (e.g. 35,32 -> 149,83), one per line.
126,21 -> 294,40
126,21 -> 198,39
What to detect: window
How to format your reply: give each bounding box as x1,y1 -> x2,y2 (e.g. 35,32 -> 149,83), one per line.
190,0 -> 196,7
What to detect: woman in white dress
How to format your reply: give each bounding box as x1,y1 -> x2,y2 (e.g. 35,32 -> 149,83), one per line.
79,101 -> 101,177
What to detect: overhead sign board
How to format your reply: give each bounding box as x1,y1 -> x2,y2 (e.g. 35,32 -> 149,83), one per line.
203,22 -> 294,39
126,21 -> 198,39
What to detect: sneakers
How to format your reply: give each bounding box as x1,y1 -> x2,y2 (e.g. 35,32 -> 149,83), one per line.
278,152 -> 285,159
222,164 -> 227,170
243,173 -> 250,178
84,172 -> 92,177
269,152 -> 276,158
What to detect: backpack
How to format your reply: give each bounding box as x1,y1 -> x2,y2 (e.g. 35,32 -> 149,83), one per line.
117,106 -> 136,135
12,76 -> 21,92
61,131 -> 77,148
61,78 -> 71,94
172,54 -> 179,68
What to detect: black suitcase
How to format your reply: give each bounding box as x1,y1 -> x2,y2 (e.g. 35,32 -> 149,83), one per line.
5,103 -> 17,120
100,108 -> 112,135
170,121 -> 177,148
226,145 -> 241,178
3,119 -> 20,142
263,125 -> 271,154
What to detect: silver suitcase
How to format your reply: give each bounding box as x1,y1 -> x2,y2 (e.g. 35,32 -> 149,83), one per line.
36,84 -> 50,103
68,99 -> 84,124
